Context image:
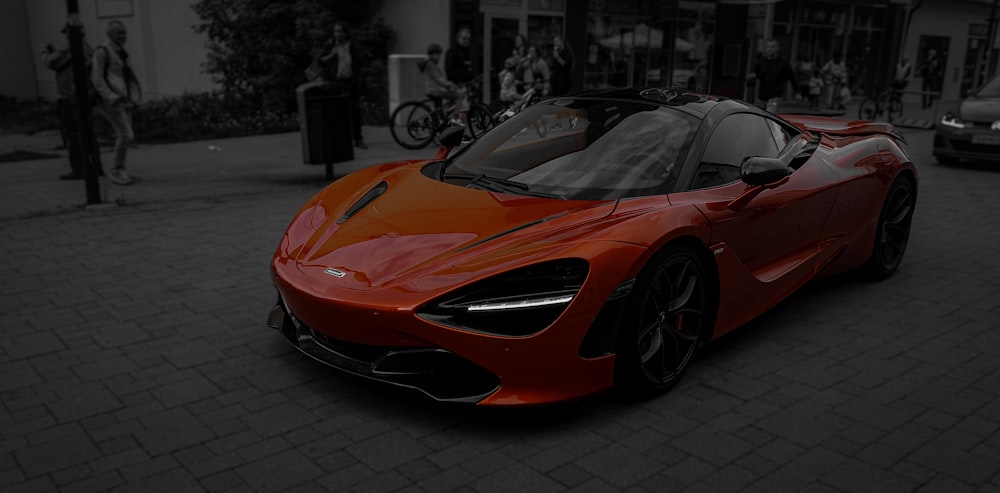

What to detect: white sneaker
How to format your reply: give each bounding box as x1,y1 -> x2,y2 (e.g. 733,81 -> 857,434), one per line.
110,169 -> 134,185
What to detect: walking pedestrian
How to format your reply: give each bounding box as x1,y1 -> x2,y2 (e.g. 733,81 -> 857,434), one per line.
746,39 -> 796,113
549,35 -> 574,96
821,53 -> 848,110
40,24 -> 103,180
317,21 -> 367,149
92,20 -> 140,186
894,56 -> 912,92
920,50 -> 942,109
445,27 -> 475,87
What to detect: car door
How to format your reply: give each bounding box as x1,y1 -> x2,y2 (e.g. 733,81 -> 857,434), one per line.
678,112 -> 839,279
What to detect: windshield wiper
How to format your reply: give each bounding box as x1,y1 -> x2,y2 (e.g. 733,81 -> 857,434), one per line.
467,174 -> 563,199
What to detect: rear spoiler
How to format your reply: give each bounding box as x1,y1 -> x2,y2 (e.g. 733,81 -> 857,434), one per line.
779,114 -> 906,144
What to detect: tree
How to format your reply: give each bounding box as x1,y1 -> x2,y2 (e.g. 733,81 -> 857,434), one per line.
192,0 -> 393,120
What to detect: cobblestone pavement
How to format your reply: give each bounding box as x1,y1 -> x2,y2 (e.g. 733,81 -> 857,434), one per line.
2,108 -> 1000,492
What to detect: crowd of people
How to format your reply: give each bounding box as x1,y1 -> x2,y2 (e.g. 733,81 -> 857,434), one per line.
40,20 -> 949,184
40,19 -> 140,184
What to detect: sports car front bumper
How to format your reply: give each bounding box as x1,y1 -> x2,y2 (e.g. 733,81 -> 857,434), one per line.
268,297 -> 500,403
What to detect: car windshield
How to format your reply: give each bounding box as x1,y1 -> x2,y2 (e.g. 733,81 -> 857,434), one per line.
443,99 -> 698,200
975,76 -> 1000,97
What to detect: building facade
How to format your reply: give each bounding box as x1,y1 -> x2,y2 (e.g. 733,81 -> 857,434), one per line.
3,0 -> 999,108
2,0 -> 212,102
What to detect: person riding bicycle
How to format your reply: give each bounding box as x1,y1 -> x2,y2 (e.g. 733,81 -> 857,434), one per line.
420,43 -> 467,126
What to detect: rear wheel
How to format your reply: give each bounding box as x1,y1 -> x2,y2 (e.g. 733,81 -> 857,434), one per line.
862,176 -> 915,280
858,97 -> 881,121
615,245 -> 711,399
390,101 -> 435,149
466,103 -> 494,140
886,96 -> 904,121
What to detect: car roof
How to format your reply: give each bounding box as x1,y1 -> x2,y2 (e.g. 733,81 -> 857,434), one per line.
565,87 -> 756,119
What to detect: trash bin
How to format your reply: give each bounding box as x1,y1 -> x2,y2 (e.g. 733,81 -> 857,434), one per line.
297,81 -> 353,177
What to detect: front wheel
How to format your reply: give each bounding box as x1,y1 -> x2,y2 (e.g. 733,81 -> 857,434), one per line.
615,245 -> 712,399
862,176 -> 916,280
390,101 -> 435,150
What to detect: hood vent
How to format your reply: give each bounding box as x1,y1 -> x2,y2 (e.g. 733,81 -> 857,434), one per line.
337,181 -> 388,224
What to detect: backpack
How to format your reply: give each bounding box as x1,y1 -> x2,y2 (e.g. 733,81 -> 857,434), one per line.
88,45 -> 111,105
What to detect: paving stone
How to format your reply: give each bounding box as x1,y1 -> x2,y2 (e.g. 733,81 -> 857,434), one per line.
346,429 -> 432,473
473,463 -> 567,493
14,430 -> 101,478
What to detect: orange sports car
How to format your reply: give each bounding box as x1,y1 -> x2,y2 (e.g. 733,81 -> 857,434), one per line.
268,89 -> 917,406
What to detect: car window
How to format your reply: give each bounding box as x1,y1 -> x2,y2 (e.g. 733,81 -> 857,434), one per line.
767,118 -> 800,151
692,113 -> 779,190
445,100 -> 699,200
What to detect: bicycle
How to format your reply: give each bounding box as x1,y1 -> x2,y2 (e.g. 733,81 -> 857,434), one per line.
389,76 -> 494,150
858,83 -> 904,122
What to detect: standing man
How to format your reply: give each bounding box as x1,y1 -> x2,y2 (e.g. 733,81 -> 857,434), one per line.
746,39 -> 796,113
445,27 -> 475,90
92,20 -> 141,186
40,25 -> 102,180
549,35 -> 574,96
920,49 -> 942,109
318,21 -> 367,149
893,56 -> 912,92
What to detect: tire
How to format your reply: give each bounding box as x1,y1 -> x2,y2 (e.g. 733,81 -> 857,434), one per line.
858,97 -> 880,121
935,154 -> 958,165
466,103 -> 494,139
390,101 -> 435,150
615,245 -> 712,399
862,176 -> 916,280
887,96 -> 904,121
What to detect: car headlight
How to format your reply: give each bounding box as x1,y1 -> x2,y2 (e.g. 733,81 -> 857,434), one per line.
418,259 -> 589,337
940,113 -> 969,129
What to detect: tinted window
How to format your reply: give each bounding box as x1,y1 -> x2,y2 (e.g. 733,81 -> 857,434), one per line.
692,113 -> 780,190
976,75 -> 1000,97
443,100 -> 699,200
702,113 -> 780,165
767,118 -> 799,151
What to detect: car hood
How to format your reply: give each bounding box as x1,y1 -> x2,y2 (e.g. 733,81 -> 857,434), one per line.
294,165 -> 617,289
958,96 -> 1000,122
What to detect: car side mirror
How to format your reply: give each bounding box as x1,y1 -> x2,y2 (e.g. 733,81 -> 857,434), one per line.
440,126 -> 465,149
434,126 -> 467,159
740,156 -> 792,186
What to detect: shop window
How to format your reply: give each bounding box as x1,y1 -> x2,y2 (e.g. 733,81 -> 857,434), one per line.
528,0 -> 563,12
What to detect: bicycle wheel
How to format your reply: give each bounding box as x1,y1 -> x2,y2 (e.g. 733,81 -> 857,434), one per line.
466,103 -> 494,139
390,101 -> 435,149
858,97 -> 881,121
887,96 -> 904,121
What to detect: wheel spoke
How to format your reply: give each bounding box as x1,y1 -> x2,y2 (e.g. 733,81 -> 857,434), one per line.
638,320 -> 663,364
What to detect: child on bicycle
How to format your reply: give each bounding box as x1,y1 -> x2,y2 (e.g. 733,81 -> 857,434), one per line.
420,43 -> 467,126
498,57 -> 523,105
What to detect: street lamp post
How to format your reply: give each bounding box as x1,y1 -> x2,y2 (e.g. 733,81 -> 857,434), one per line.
65,0 -> 101,205
989,0 -> 999,78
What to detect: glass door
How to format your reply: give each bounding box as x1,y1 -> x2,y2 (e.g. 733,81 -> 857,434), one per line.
484,15 -> 521,102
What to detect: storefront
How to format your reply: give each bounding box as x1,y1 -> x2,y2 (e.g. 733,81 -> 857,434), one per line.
471,0 -> 907,102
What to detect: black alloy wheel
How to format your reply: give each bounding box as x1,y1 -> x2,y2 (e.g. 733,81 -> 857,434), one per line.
615,245 -> 710,398
863,176 -> 915,280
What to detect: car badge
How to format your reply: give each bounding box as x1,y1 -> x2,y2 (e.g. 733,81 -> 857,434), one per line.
993,121 -> 1000,131
323,267 -> 346,278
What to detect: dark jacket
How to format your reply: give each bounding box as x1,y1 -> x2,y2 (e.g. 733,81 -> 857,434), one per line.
445,43 -> 474,85
753,56 -> 796,100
